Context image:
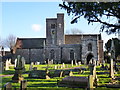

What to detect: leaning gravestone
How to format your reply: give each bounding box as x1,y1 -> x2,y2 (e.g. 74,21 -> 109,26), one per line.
12,55 -> 24,83
4,82 -> 12,90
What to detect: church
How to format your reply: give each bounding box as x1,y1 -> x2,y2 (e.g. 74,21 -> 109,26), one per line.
14,13 -> 104,64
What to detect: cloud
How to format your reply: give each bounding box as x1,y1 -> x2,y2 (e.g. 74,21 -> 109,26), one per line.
32,24 -> 42,32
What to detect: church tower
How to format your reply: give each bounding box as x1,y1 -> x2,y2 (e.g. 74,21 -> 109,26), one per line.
46,13 -> 64,46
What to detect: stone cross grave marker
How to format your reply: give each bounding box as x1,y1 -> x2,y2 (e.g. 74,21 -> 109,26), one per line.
4,82 -> 12,90
110,59 -> 114,79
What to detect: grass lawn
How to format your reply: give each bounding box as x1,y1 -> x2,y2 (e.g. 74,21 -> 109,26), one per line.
0,64 -> 120,90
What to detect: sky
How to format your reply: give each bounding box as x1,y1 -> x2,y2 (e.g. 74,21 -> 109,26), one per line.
0,0 -> 119,50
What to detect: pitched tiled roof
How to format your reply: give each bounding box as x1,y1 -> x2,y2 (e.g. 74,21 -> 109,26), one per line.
16,38 -> 46,49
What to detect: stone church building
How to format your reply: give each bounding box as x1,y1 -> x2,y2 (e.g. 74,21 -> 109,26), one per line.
14,13 -> 104,64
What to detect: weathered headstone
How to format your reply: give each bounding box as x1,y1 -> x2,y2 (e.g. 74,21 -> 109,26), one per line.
5,59 -> 9,70
62,63 -> 65,68
51,59 -> 53,64
31,62 -> 34,65
110,59 -> 114,79
8,59 -> 12,65
14,59 -> 17,67
58,76 -> 88,88
4,82 -> 12,90
71,60 -> 73,67
20,80 -> 27,90
54,65 -> 57,69
62,70 -> 73,77
75,60 -> 78,66
29,63 -> 33,71
29,70 -> 50,79
78,61 -> 81,66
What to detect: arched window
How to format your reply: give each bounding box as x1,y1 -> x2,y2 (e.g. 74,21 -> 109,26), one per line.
70,50 -> 74,60
88,43 -> 92,51
50,49 -> 55,60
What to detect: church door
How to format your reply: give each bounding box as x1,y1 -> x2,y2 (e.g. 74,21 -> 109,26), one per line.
86,53 -> 94,64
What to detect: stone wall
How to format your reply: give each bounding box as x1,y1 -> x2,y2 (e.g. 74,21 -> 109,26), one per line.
15,49 -> 44,64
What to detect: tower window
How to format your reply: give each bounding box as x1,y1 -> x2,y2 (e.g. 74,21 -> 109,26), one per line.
70,50 -> 74,60
50,49 -> 55,60
88,43 -> 92,51
51,24 -> 55,29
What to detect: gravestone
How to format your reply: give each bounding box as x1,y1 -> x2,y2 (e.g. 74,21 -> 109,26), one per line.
31,62 -> 34,65
36,62 -> 40,65
4,82 -> 12,90
51,70 -> 63,78
20,80 -> 27,90
62,70 -> 73,77
62,63 -> 65,68
71,60 -> 73,67
21,57 -> 26,71
5,59 -> 9,70
29,63 -> 33,71
110,59 -> 114,79
8,59 -> 12,66
51,59 -> 53,64
12,55 -> 24,83
88,59 -> 97,86
29,70 -> 50,79
78,61 -> 81,65
14,59 -> 17,67
54,65 -> 57,69
58,76 -> 88,88
75,60 -> 78,66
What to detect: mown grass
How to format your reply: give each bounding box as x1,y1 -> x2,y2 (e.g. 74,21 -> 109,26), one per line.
1,63 -> 120,90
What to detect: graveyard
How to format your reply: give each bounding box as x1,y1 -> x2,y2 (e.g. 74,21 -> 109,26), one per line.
0,58 -> 120,90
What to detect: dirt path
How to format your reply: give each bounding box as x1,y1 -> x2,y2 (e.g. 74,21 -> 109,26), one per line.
0,74 -> 13,77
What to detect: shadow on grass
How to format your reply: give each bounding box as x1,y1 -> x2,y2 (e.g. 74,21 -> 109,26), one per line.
1,70 -> 15,75
26,79 -> 57,83
27,82 -> 57,88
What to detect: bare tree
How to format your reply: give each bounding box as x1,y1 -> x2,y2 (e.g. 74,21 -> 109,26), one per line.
66,28 -> 82,34
4,34 -> 17,53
